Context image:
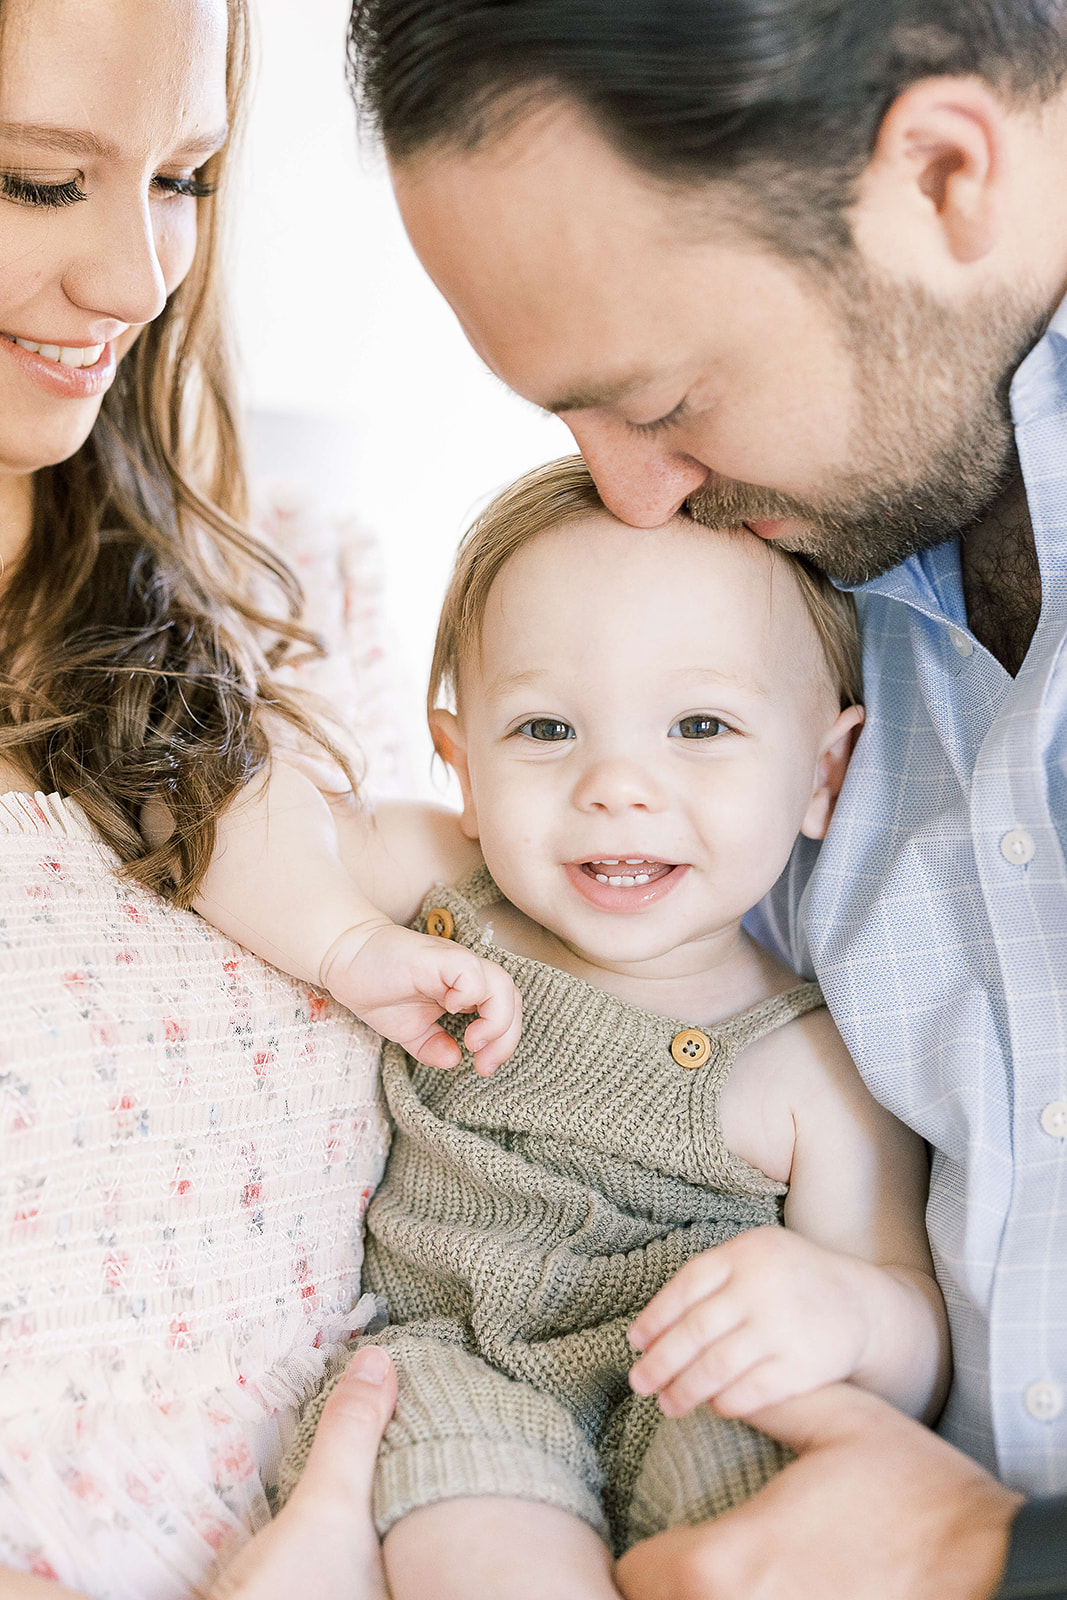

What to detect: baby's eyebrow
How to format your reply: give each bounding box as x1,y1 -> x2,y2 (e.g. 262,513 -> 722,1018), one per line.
482,669 -> 550,700
668,666 -> 768,698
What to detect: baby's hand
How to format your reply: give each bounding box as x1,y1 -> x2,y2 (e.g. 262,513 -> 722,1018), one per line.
320,922 -> 521,1076
627,1227 -> 875,1419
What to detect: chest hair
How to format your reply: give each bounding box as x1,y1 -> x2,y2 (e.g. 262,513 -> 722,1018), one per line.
960,474 -> 1042,677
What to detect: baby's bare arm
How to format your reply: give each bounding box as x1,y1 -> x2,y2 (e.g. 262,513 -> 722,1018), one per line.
630,1008 -> 949,1423
154,758 -> 518,1072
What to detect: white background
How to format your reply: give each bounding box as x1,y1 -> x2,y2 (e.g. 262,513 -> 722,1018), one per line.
230,0 -> 572,784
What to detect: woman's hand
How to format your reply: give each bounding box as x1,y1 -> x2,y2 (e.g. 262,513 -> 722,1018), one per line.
627,1227 -> 905,1419
210,1346 -> 398,1600
321,922 -> 522,1076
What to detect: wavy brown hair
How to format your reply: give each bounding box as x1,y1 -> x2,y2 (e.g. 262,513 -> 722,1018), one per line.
0,0 -> 349,907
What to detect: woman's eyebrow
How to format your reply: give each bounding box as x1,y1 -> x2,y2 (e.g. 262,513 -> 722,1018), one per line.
0,122 -> 229,160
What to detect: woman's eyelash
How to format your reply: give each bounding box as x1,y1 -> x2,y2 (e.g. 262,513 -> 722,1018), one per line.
0,174 -> 85,209
152,174 -> 217,200
0,172 -> 216,209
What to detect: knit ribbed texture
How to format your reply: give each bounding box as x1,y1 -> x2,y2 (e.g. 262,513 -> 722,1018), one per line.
279,868 -> 819,1551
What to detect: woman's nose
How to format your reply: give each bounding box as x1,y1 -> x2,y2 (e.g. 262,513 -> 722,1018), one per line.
572,757 -> 667,815
63,195 -> 169,331
564,415 -> 709,528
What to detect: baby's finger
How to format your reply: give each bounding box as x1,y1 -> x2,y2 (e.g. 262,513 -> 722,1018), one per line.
656,1325 -> 763,1417
407,1024 -> 463,1071
629,1248 -> 732,1351
465,986 -> 523,1076
629,1292 -> 745,1397
711,1356 -> 798,1420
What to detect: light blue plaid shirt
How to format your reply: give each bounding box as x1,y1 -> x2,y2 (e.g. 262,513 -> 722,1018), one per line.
749,293 -> 1067,1493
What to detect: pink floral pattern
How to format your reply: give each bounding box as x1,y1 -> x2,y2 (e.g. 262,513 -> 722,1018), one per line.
0,792 -> 388,1599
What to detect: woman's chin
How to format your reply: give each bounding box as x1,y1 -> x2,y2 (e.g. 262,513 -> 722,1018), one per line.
0,413 -> 107,477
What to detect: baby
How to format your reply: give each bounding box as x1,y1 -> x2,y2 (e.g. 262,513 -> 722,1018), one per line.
191,457 -> 948,1598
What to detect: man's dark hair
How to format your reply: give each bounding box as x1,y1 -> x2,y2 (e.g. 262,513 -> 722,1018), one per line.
347,0 -> 1067,259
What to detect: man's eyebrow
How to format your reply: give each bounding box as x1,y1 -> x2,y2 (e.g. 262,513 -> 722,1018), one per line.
0,122 -> 229,161
542,375 -> 649,415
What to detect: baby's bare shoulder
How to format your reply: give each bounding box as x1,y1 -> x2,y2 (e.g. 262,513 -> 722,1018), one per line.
719,997 -> 874,1184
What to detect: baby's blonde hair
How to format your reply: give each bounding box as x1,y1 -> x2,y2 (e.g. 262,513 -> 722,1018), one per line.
428,455 -> 863,721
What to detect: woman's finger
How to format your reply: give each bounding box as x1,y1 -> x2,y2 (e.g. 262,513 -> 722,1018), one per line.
289,1347 -> 398,1507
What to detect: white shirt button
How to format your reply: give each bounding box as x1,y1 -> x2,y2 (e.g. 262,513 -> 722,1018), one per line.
1001,828 -> 1036,866
1025,1381 -> 1064,1422
1040,1101 -> 1067,1139
949,627 -> 974,658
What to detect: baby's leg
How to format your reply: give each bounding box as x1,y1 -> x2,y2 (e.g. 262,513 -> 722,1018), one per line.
384,1497 -> 621,1600
624,1402 -> 791,1549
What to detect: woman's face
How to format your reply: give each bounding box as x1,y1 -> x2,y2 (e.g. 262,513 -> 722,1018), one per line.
0,0 -> 229,477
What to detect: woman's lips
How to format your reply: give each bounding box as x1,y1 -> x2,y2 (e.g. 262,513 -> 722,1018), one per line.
564,859 -> 687,913
0,334 -> 116,400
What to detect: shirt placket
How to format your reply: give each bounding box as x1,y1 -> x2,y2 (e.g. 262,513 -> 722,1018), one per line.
980,380 -> 1067,1490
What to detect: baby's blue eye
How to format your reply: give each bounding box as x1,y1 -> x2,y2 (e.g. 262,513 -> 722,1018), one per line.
518,718 -> 575,742
670,714 -> 727,740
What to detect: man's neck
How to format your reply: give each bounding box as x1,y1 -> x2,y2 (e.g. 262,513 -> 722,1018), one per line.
960,471 -> 1041,676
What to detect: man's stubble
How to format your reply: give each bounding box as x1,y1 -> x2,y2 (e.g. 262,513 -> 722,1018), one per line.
687,265 -> 1049,586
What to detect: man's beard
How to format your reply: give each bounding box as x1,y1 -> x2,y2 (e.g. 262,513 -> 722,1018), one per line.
687,267 -> 1050,585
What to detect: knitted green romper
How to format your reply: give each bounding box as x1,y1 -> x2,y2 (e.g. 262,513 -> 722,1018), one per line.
279,867 -> 825,1554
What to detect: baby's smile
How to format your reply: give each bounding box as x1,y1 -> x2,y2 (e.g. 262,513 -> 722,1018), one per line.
565,858 -> 687,912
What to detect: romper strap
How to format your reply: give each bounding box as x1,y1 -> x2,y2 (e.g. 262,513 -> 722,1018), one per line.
453,862 -> 505,911
713,981 -> 825,1054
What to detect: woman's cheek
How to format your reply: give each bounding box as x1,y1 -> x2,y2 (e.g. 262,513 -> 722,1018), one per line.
155,203 -> 199,297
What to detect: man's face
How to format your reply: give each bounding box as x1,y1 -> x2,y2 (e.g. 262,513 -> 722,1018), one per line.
393,102 -> 1045,583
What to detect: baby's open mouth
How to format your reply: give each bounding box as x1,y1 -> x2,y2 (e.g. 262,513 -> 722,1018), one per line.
580,859 -> 675,888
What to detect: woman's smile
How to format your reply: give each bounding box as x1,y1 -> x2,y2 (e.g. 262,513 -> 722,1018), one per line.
0,331 -> 116,398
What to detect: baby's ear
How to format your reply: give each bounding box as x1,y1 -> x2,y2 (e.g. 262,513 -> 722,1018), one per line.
800,703 -> 865,841
428,710 -> 480,841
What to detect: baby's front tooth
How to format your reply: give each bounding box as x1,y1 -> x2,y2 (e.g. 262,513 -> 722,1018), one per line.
634,874 -> 650,885
608,876 -> 624,887
595,873 -> 609,883
39,345 -> 60,362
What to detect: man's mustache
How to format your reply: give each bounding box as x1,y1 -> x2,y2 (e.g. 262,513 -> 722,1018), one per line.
687,478 -> 821,531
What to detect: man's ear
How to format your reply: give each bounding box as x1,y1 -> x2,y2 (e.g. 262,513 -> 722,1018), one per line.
801,704 -> 865,841
851,76 -> 1009,272
429,709 -> 480,841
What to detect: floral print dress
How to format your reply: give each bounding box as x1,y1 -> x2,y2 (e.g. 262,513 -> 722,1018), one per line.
0,790 -> 389,1599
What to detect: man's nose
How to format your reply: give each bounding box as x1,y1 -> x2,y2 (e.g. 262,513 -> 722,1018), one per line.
62,195 -> 169,332
564,415 -> 709,528
572,756 -> 667,815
